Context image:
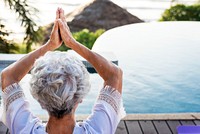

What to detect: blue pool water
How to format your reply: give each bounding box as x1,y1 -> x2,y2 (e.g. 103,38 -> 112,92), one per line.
1,22 -> 200,116
1,49 -> 200,116
93,22 -> 200,114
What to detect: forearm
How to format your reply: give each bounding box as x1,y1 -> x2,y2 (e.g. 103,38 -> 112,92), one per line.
1,41 -> 54,90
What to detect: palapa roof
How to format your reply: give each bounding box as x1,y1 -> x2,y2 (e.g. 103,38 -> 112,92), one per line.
65,0 -> 143,32
43,0 -> 143,42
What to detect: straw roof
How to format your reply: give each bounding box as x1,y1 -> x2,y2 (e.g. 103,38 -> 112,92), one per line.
65,0 -> 143,32
42,0 -> 143,42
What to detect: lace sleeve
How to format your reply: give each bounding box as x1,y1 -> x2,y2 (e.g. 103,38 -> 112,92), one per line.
2,83 -> 25,111
1,82 -> 45,133
76,86 -> 126,134
1,82 -> 25,125
97,85 -> 126,119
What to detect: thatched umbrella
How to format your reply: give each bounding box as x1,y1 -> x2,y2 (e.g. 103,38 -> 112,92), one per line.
42,0 -> 143,42
65,0 -> 143,32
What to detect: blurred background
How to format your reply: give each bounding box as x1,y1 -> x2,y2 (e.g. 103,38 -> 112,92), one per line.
1,0 -> 200,116
0,0 -> 199,53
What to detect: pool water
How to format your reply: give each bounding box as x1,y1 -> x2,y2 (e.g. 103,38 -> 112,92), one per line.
93,22 -> 200,114
1,22 -> 200,116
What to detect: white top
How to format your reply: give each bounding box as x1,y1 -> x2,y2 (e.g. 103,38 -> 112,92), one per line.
0,73 -> 126,134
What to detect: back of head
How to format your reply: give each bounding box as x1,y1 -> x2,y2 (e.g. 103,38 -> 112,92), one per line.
30,51 -> 90,118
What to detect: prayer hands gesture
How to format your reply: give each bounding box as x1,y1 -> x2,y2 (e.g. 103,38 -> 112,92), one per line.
50,8 -> 123,92
49,8 -> 75,50
1,7 -> 122,95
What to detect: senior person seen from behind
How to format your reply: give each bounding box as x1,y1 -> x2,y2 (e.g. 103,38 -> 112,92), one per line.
0,8 -> 125,134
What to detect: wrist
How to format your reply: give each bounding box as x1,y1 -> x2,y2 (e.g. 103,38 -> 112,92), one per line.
45,40 -> 55,51
67,38 -> 77,48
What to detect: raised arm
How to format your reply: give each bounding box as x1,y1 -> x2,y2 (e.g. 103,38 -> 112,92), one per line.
1,9 -> 62,90
58,9 -> 123,93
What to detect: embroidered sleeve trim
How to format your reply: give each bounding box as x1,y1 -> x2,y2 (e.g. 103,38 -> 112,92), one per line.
97,85 -> 121,114
2,83 -> 25,111
6,91 -> 25,111
3,83 -> 21,95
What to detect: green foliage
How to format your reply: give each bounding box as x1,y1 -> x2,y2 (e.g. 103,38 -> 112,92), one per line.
160,4 -> 200,21
1,0 -> 40,53
57,29 -> 105,51
73,29 -> 105,49
0,21 -> 19,53
15,44 -> 28,54
32,26 -> 46,44
0,38 -> 19,53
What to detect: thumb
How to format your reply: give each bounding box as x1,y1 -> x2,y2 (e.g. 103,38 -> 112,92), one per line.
52,20 -> 59,33
57,19 -> 64,30
57,19 -> 66,36
57,19 -> 65,39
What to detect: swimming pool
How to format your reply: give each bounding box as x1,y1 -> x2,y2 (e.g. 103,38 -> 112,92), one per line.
93,22 -> 200,114
0,22 -> 200,116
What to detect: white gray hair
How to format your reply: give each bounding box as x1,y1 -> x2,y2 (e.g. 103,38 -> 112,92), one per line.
30,51 -> 90,118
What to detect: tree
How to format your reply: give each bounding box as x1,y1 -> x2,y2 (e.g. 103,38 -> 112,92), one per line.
171,0 -> 200,5
0,21 -> 18,53
160,4 -> 200,21
0,0 -> 40,53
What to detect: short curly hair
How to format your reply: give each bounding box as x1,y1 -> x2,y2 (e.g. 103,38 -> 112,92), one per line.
30,51 -> 90,118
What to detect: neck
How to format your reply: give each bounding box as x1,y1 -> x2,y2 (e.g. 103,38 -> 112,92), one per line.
47,114 -> 75,134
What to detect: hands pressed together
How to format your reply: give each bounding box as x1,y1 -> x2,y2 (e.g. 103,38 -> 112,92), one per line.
48,9 -> 123,91
1,8 -> 122,95
48,8 -> 75,50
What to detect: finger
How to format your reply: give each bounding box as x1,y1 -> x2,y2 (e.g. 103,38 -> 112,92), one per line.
58,19 -> 70,33
58,19 -> 64,31
58,19 -> 66,39
51,20 -> 59,35
59,8 -> 69,29
55,20 -> 59,30
56,8 -> 60,19
57,19 -> 62,41
63,20 -> 70,31
60,8 -> 65,21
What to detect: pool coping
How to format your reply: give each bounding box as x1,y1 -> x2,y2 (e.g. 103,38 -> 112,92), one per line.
38,113 -> 200,121
0,52 -> 118,73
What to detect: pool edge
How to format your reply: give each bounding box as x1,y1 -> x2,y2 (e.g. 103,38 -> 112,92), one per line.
37,113 -> 200,121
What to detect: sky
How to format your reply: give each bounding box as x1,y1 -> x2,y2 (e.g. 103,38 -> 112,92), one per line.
0,0 -> 197,42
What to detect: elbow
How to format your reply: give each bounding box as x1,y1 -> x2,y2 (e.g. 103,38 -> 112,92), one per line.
108,66 -> 123,83
113,66 -> 123,79
105,66 -> 123,92
119,67 -> 123,77
1,68 -> 18,90
114,67 -> 123,80
1,70 -> 7,89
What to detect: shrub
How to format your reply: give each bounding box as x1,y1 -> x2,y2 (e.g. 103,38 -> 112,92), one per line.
160,4 -> 200,21
15,43 -> 29,54
2,28 -> 105,53
57,29 -> 105,51
0,41 -> 19,54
